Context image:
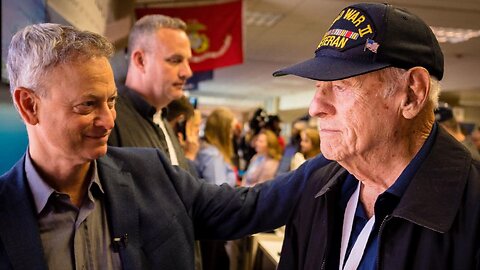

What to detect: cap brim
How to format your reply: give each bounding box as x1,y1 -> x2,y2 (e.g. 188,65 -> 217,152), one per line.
273,56 -> 391,81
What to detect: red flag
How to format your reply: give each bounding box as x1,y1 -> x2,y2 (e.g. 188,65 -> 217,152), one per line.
135,0 -> 243,72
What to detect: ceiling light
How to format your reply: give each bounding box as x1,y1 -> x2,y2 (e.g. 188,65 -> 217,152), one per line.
430,26 -> 480,43
245,11 -> 283,27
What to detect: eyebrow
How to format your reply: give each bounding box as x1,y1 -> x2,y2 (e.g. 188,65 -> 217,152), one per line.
110,89 -> 118,97
81,88 -> 118,99
166,53 -> 191,61
166,53 -> 183,58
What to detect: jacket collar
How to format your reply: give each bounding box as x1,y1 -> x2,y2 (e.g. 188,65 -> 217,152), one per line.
0,154 -> 48,270
314,167 -> 348,198
313,127 -> 471,233
119,84 -> 157,120
392,127 -> 471,233
97,152 -> 141,269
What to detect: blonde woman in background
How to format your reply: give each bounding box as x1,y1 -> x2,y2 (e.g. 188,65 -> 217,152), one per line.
194,107 -> 238,270
243,129 -> 282,186
291,127 -> 321,170
195,107 -> 237,187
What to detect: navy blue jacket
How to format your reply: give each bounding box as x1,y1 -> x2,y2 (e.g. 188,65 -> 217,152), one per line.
0,147 -> 329,270
278,127 -> 480,269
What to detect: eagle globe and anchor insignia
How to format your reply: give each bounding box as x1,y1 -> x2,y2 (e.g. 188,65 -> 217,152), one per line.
187,20 -> 233,64
187,21 -> 210,54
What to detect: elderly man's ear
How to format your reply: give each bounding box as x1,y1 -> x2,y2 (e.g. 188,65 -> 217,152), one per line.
13,87 -> 39,125
400,67 -> 431,120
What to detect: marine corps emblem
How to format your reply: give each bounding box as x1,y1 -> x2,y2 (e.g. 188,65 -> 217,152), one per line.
187,20 -> 210,54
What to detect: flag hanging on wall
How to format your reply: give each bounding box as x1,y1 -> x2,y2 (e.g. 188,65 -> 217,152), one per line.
185,70 -> 214,91
135,0 -> 243,72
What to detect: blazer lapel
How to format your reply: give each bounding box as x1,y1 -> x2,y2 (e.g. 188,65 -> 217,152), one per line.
97,154 -> 141,270
0,156 -> 47,270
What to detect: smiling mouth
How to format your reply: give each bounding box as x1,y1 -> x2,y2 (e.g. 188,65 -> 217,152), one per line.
86,133 -> 110,139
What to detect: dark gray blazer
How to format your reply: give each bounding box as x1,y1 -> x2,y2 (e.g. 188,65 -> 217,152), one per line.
0,147 -> 326,269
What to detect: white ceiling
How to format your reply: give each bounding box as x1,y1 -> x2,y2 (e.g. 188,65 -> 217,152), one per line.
137,0 -> 480,111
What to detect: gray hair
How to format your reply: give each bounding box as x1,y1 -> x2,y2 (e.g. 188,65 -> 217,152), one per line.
127,15 -> 187,56
7,23 -> 114,96
379,67 -> 441,108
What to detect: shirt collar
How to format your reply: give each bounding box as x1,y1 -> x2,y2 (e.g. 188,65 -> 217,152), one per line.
25,150 -> 54,214
25,151 -> 104,214
90,161 -> 105,195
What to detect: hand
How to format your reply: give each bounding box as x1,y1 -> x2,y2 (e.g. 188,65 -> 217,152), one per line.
178,128 -> 200,161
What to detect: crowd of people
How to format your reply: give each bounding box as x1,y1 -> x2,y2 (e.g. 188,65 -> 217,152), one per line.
1,2 -> 480,270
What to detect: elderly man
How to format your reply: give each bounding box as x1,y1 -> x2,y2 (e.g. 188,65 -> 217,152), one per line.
273,2 -> 480,269
0,23 -> 322,270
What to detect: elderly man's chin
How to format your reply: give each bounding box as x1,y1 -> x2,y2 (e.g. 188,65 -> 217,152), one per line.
320,144 -> 345,162
321,152 -> 340,161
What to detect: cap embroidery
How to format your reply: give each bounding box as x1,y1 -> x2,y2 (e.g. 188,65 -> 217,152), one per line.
317,7 -> 375,51
364,38 -> 379,53
326,29 -> 359,40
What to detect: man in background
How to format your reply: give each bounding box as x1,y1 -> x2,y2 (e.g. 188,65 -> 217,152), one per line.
435,103 -> 480,159
108,14 -> 193,171
106,15 -> 202,268
472,127 -> 480,154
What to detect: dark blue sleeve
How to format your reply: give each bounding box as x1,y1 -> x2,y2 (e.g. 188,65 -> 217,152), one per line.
168,154 -> 331,240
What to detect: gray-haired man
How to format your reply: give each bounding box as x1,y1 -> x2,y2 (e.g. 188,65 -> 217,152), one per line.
0,23 -> 319,270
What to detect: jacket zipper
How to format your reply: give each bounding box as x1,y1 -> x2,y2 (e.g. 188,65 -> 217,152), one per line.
376,215 -> 392,270
321,187 -> 331,270
320,221 -> 329,269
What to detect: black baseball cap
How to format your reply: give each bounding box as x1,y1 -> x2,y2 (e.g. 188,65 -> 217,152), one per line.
273,3 -> 444,81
